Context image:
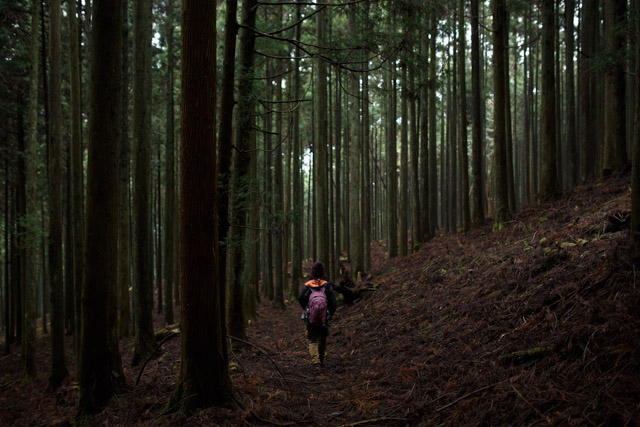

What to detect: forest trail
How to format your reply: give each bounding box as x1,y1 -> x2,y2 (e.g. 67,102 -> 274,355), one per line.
1,174 -> 639,426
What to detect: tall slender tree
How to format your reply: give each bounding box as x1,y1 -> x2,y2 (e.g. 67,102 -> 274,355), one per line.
163,0 -> 175,325
491,0 -> 511,224
539,0 -> 559,200
458,0 -> 470,232
399,63 -> 408,256
348,4 -> 363,276
603,0 -> 627,176
118,0 -> 131,338
470,0 -> 484,226
23,0 -> 40,382
580,0 -> 598,182
77,0 -> 125,417
428,16 -> 438,235
315,6 -> 330,267
565,0 -> 577,188
227,0 -> 258,340
48,0 -> 68,391
132,0 -> 155,366
291,0 -> 303,299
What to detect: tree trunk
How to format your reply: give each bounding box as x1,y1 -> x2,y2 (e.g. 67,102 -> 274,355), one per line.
470,0 -> 485,226
580,0 -> 598,182
315,6 -> 329,267
163,0 -> 175,325
540,0 -> 559,200
504,12 -> 516,213
118,0 -> 131,338
227,0 -> 258,340
348,5 -> 362,276
399,63 -> 408,256
420,27 -> 431,240
492,0 -> 511,224
168,0 -> 236,414
603,0 -> 627,176
23,0 -> 40,381
291,0 -> 303,299
409,65 -> 421,247
48,0 -> 68,391
428,16 -> 438,235
216,0 -> 237,334
566,0 -> 577,188
77,0 -> 125,416
633,0 -> 640,247
132,0 -> 154,366
458,0 -> 470,232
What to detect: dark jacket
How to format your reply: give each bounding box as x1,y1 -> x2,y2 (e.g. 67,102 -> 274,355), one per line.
298,279 -> 337,317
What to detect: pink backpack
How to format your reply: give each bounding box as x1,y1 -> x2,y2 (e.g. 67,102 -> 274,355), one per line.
307,287 -> 327,327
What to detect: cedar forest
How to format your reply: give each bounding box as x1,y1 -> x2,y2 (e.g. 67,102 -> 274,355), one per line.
1,0 -> 640,425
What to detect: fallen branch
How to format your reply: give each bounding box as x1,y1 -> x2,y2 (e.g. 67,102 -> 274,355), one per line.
136,332 -> 179,385
227,335 -> 293,395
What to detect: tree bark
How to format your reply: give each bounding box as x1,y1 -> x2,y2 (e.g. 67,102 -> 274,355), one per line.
603,0 -> 627,176
168,0 -> 236,414
216,0 -> 237,331
565,0 -> 577,188
491,0 -> 511,224
470,0 -> 485,226
118,0 -> 131,338
227,0 -> 258,340
540,0 -> 559,200
77,0 -> 125,417
132,0 -> 155,366
458,0 -> 470,232
399,63 -> 408,256
23,0 -> 40,381
163,0 -> 175,325
48,0 -> 69,391
348,4 -> 362,276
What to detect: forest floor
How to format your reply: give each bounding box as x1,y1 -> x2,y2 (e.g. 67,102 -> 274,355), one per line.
2,173 -> 640,426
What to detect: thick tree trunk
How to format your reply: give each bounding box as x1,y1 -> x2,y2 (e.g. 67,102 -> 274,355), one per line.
168,0 -> 236,414
77,0 -> 125,417
132,0 -> 155,366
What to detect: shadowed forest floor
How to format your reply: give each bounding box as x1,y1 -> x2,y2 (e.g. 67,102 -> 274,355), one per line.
2,174 -> 640,426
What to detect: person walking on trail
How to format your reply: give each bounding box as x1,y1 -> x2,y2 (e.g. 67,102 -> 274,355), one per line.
298,261 -> 337,367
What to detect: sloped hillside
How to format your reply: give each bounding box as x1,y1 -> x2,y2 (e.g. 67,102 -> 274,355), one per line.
230,174 -> 639,426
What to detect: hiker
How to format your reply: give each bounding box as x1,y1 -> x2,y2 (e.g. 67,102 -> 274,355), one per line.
298,261 -> 337,367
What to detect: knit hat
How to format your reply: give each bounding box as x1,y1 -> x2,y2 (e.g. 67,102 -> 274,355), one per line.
310,262 -> 326,279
